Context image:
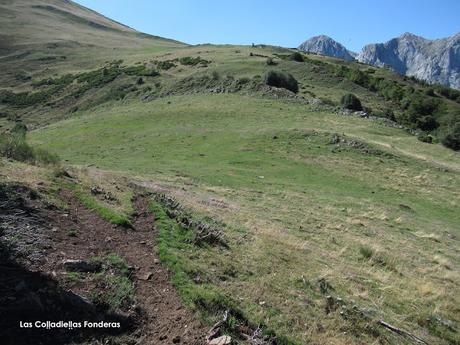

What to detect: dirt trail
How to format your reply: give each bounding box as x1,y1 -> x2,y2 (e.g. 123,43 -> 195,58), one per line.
0,184 -> 206,344
53,190 -> 207,344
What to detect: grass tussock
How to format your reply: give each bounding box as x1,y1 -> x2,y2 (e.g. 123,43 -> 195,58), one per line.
66,183 -> 131,227
0,124 -> 59,165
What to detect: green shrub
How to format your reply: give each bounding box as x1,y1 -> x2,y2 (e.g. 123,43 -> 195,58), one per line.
266,57 -> 276,66
123,65 -> 159,77
442,123 -> 460,150
264,70 -> 299,93
179,56 -> 210,66
417,133 -> 433,143
289,52 -> 304,62
359,245 -> 374,259
11,122 -> 27,138
377,107 -> 396,121
416,115 -> 438,131
156,60 -> 176,70
341,93 -> 362,111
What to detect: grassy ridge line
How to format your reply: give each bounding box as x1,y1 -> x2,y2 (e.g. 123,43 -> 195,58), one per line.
64,182 -> 132,227
148,199 -> 300,345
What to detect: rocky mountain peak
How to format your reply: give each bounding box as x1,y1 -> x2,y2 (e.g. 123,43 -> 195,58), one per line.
357,32 -> 460,89
298,35 -> 356,61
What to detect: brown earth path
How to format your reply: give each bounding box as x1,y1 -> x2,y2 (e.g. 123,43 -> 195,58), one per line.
44,190 -> 207,345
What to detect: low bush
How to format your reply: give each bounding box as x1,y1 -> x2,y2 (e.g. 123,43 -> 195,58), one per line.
264,70 -> 299,93
266,57 -> 277,66
123,65 -> 159,77
289,52 -> 304,62
359,245 -> 374,259
442,123 -> 460,150
178,56 -> 210,66
341,93 -> 362,111
156,60 -> 176,70
417,133 -> 433,143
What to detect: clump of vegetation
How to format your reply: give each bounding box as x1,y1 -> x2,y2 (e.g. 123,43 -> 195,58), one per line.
264,70 -> 299,93
32,73 -> 76,88
66,272 -> 82,283
71,187 -> 132,227
0,123 -> 59,165
403,96 -> 440,130
179,56 -> 210,66
417,133 -> 433,143
0,87 -> 60,107
359,245 -> 374,259
266,57 -> 277,66
289,52 -> 304,62
434,84 -> 460,103
122,65 -> 159,77
341,93 -> 362,111
90,255 -> 135,313
155,60 -> 176,70
442,122 -> 460,150
105,253 -> 131,275
92,274 -> 134,311
211,71 -> 220,80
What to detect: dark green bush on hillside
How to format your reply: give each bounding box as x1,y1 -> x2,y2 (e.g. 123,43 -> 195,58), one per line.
289,52 -> 304,62
341,93 -> 362,111
417,133 -> 433,143
442,123 -> 460,150
178,56 -> 210,66
11,122 -> 27,138
156,60 -> 176,70
264,70 -> 299,93
404,96 -> 440,129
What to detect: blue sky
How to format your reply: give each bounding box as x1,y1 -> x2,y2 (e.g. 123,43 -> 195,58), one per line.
75,0 -> 460,52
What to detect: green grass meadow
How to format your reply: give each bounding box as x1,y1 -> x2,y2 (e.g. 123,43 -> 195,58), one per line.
30,93 -> 460,344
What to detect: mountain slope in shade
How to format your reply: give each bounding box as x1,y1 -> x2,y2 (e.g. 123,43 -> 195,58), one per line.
357,32 -> 460,89
298,35 -> 356,61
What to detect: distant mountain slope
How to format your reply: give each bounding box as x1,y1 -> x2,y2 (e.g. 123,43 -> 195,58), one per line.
357,32 -> 460,89
0,0 -> 185,54
298,35 -> 356,61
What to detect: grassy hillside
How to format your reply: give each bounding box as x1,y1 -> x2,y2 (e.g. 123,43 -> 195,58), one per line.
1,1 -> 460,344
0,0 -> 186,92
30,91 -> 460,344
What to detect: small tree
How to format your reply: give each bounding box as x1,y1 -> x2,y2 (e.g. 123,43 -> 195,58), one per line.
264,70 -> 299,93
341,93 -> 362,111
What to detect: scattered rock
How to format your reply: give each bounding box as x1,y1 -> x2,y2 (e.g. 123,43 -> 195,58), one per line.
138,271 -> 153,281
208,335 -> 231,345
